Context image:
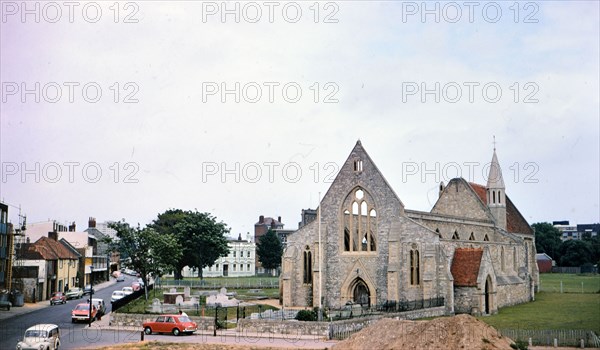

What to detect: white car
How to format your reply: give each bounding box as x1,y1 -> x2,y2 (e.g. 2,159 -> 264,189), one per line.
122,287 -> 134,295
111,291 -> 125,303
16,324 -> 60,350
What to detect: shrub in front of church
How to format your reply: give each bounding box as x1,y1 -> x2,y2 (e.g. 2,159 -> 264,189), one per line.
295,307 -> 327,321
295,309 -> 317,321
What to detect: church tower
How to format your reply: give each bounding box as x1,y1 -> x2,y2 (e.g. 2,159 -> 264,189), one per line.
486,145 -> 506,230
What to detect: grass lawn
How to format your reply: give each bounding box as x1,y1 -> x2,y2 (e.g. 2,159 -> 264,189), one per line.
539,273 -> 600,293
158,276 -> 280,290
480,292 -> 600,333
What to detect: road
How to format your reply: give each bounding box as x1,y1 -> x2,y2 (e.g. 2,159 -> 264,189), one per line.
0,274 -> 139,350
0,275 -> 337,349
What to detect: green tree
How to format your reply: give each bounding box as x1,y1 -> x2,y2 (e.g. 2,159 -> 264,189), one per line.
107,221 -> 182,299
559,240 -> 593,267
151,209 -> 230,280
582,233 -> 600,265
256,229 -> 283,275
532,222 -> 562,260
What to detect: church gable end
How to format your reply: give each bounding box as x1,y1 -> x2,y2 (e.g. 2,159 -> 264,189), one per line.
432,179 -> 493,221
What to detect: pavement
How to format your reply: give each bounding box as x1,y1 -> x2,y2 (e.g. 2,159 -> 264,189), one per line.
0,278 -> 116,322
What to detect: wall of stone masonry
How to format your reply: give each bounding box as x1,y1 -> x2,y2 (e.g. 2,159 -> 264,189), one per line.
496,282 -> 530,308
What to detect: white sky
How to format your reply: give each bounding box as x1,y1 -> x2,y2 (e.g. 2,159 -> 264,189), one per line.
1,1 -> 598,237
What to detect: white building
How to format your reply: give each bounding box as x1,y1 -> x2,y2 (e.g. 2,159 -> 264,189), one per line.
180,234 -> 256,278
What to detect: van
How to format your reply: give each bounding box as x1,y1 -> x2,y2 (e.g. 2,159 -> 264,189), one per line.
16,324 -> 60,350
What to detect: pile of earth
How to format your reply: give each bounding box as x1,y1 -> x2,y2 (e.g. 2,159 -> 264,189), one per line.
332,314 -> 516,350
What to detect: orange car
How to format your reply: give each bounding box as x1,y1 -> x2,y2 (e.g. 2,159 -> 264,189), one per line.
71,303 -> 98,323
142,314 -> 197,336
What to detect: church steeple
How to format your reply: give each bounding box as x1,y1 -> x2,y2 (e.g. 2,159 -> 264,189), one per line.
486,138 -> 506,230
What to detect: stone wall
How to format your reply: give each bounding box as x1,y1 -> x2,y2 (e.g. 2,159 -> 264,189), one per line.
453,286 -> 475,314
237,306 -> 447,340
496,282 -> 530,308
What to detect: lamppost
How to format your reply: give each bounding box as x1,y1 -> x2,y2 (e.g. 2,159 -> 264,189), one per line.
89,265 -> 94,327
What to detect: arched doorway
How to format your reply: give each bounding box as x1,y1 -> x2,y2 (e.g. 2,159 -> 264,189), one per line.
484,276 -> 492,314
353,279 -> 370,307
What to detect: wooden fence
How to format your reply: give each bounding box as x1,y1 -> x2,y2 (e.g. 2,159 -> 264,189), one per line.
500,329 -> 600,348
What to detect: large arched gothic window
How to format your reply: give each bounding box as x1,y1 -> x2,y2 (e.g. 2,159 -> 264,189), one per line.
342,188 -> 377,252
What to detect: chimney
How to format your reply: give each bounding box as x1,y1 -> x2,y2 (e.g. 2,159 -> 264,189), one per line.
271,220 -> 276,228
89,217 -> 96,228
48,231 -> 58,241
69,222 -> 76,232
278,216 -> 282,224
238,233 -> 242,241
259,215 -> 264,224
246,232 -> 251,243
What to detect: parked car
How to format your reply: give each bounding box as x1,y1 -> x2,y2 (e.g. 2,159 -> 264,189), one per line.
116,274 -> 125,282
65,287 -> 83,300
0,293 -> 12,311
71,303 -> 97,323
16,324 -> 60,350
142,314 -> 197,336
83,285 -> 95,295
122,287 -> 133,295
91,298 -> 106,315
50,292 -> 67,305
111,291 -> 125,303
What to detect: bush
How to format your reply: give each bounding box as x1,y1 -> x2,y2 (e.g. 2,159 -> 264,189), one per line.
295,309 -> 317,321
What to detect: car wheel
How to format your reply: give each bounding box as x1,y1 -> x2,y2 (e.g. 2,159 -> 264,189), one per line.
144,327 -> 152,335
172,328 -> 180,336
71,319 -> 75,323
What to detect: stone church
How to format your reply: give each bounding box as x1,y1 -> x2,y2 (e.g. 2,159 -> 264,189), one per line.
281,141 -> 538,315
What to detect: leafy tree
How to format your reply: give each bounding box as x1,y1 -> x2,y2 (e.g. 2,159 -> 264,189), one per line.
151,209 -> 230,280
532,222 -> 562,260
582,233 -> 600,265
107,221 -> 182,299
256,229 -> 283,275
559,239 -> 593,267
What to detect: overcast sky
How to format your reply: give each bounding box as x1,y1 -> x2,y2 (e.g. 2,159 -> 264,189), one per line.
1,1 -> 598,237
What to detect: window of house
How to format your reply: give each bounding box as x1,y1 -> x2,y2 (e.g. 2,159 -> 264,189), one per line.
469,232 -> 475,241
342,188 -> 376,252
452,231 -> 459,240
483,234 -> 489,241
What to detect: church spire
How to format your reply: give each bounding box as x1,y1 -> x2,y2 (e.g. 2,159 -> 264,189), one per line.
486,147 -> 505,189
486,138 -> 506,230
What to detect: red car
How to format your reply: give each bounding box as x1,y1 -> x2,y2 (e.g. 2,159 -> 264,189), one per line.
71,303 -> 98,323
142,314 -> 197,336
50,292 -> 67,305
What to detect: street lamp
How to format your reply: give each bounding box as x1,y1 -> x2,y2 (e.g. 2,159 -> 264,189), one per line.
89,265 -> 94,327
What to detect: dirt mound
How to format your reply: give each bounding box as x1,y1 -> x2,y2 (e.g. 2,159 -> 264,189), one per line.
333,314 -> 515,350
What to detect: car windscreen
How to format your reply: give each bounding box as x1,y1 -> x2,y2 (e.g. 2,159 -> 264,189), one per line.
75,304 -> 89,310
25,330 -> 48,338
67,289 -> 79,293
178,316 -> 192,322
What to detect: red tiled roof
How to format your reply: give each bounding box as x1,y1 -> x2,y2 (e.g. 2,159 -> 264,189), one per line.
451,248 -> 483,287
505,196 -> 533,235
467,183 -> 533,235
469,182 -> 488,205
25,236 -> 80,260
